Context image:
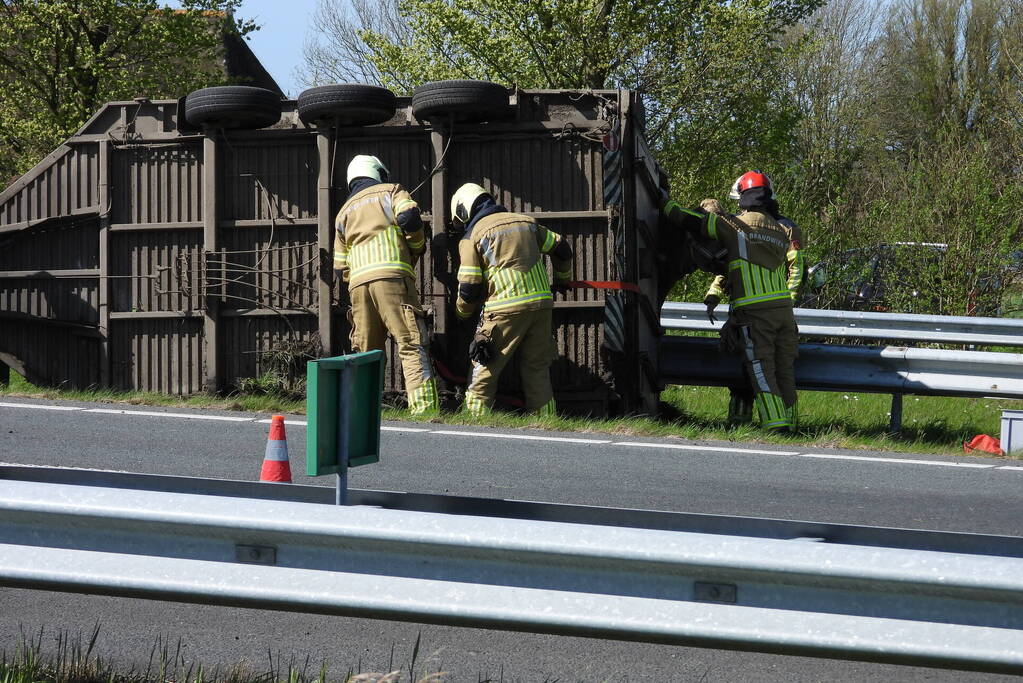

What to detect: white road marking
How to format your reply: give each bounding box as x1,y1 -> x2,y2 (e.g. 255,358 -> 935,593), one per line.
615,441 -> 800,456
431,429 -> 611,445
84,408 -> 252,422
0,402 -> 81,411
801,453 -> 994,469
0,399 -> 1013,472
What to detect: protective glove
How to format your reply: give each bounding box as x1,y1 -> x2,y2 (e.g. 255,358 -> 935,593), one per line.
468,335 -> 494,366
551,279 -> 573,296
704,293 -> 720,325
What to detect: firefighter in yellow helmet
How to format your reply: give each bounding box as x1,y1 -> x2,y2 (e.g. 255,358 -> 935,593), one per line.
333,155 -> 439,415
662,171 -> 801,431
450,183 -> 574,417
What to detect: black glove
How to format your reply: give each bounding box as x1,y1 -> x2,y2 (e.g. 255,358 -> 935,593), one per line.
551,279 -> 573,296
468,336 -> 494,366
704,293 -> 720,325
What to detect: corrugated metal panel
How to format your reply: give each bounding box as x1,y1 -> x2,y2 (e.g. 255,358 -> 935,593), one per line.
0,144 -> 101,226
541,218 -> 608,303
330,136 -> 434,212
0,219 -> 100,271
0,91 -> 660,412
330,135 -> 436,301
0,278 -> 99,324
111,318 -> 202,393
218,225 -> 318,311
222,139 -> 317,221
110,230 -> 203,313
112,144 -> 203,225
221,315 -> 318,389
0,321 -> 100,388
449,135 -> 603,212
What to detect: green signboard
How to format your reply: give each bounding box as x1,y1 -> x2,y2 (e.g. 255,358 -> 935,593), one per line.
306,350 -> 384,476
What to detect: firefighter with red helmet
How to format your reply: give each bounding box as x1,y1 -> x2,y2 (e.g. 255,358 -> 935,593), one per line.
662,171 -> 802,431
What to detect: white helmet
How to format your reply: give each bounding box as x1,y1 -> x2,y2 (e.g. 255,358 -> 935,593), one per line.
346,155 -> 389,185
450,182 -> 489,226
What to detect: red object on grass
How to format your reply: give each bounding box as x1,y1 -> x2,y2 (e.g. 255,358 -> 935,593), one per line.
963,434 -> 1004,456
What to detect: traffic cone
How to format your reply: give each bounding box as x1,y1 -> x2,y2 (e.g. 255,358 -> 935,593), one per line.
259,415 -> 292,483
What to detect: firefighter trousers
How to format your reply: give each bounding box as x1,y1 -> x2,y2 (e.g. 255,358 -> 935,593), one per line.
349,276 -> 439,415
464,308 -> 557,417
726,306 -> 798,430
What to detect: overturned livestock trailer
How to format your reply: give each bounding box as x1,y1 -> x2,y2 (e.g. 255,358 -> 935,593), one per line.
0,83 -> 687,415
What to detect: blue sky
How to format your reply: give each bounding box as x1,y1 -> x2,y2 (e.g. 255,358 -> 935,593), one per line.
168,0 -> 323,97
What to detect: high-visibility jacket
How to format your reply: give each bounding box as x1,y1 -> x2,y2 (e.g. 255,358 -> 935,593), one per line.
334,183 -> 424,289
704,212 -> 806,303
456,212 -> 571,318
663,202 -> 791,310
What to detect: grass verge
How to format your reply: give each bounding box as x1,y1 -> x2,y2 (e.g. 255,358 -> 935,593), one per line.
2,372 -> 1019,457
0,626 -> 449,683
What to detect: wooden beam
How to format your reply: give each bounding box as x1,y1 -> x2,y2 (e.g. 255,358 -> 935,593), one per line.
202,133 -> 220,392
0,269 -> 100,278
98,140 -> 112,387
316,126 -> 335,356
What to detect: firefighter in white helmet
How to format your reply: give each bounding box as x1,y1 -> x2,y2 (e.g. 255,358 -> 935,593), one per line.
450,183 -> 573,416
333,154 -> 439,415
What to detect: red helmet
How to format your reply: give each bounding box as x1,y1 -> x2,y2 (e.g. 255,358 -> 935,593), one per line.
729,171 -> 773,199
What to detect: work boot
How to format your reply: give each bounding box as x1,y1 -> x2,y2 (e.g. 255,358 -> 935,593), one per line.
727,391 -> 753,428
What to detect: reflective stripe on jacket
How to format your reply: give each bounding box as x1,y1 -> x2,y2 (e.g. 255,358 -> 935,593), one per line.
456,212 -> 569,317
334,183 -> 424,288
663,202 -> 792,311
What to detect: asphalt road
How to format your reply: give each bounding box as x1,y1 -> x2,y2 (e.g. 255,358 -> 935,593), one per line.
1,397 -> 1021,682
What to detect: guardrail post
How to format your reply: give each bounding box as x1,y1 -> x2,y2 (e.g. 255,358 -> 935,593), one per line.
890,394 -> 903,434
0,362 -> 8,388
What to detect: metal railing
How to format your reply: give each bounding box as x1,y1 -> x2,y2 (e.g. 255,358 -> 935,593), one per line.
660,337 -> 1023,400
1,467 -> 1022,674
661,302 -> 1023,347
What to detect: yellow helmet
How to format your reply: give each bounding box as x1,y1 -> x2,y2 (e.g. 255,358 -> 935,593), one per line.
450,182 -> 489,227
346,154 -> 389,185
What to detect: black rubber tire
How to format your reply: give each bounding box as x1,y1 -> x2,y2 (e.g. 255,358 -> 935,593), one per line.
184,86 -> 282,130
297,84 -> 398,125
411,80 -> 510,123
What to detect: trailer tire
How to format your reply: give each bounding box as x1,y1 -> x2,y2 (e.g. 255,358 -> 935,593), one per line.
411,80 -> 510,123
297,84 -> 397,126
184,86 -> 282,129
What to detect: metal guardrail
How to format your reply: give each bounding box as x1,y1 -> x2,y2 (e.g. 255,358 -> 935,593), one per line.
2,468 -> 1023,674
661,303 -> 1023,347
660,336 -> 1023,400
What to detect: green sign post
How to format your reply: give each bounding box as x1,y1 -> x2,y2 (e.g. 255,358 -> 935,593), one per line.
305,350 -> 384,504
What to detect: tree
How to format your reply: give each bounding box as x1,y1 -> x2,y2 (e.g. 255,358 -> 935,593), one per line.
0,0 -> 257,183
301,0 -> 823,199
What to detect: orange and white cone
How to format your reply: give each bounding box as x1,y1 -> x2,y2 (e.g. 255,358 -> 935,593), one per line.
259,415 -> 292,483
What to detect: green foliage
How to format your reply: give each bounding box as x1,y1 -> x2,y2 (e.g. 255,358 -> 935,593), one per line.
777,0 -> 1023,315
306,0 -> 821,202
0,0 -> 256,183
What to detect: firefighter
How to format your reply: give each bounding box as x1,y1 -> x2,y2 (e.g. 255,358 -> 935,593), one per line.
450,183 -> 574,417
700,179 -> 807,426
662,172 -> 800,431
333,154 -> 439,415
